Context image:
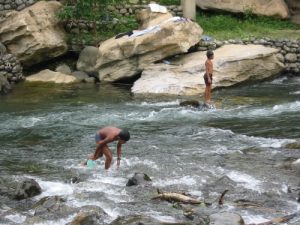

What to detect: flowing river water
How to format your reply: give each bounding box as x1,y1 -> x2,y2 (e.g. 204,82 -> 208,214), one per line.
0,76 -> 299,225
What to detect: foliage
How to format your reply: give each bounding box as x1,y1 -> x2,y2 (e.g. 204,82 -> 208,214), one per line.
157,0 -> 180,5
57,0 -> 126,21
196,10 -> 300,40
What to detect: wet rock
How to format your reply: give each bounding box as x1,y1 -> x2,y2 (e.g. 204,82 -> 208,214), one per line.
72,71 -> 90,82
126,172 -> 152,186
202,176 -> 236,194
180,100 -> 200,108
285,142 -> 300,149
14,178 -> 42,200
209,212 -> 245,225
30,196 -> 76,220
67,205 -> 107,225
291,159 -> 300,172
110,214 -> 192,225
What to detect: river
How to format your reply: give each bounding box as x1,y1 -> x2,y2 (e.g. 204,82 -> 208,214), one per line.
0,76 -> 299,225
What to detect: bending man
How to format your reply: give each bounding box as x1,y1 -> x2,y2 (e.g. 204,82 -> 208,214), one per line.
83,126 -> 130,170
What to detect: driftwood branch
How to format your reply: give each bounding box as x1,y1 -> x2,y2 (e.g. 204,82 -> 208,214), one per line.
218,190 -> 229,205
153,189 -> 202,204
247,211 -> 300,225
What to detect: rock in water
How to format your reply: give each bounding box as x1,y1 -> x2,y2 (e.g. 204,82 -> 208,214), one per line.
180,100 -> 216,110
126,173 -> 152,186
14,178 -> 42,200
179,100 -> 200,108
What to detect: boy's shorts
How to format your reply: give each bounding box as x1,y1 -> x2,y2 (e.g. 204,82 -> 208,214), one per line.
95,133 -> 102,142
204,73 -> 213,86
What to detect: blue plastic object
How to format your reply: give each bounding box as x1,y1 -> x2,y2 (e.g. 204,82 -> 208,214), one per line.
87,159 -> 95,169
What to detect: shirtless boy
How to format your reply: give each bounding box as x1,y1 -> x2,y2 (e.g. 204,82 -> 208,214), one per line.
83,126 -> 130,170
203,50 -> 214,105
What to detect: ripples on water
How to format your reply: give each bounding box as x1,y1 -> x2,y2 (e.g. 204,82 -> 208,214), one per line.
0,77 -> 299,224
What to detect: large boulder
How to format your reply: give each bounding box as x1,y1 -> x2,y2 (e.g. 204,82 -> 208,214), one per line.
132,44 -> 284,96
76,46 -> 99,74
196,0 -> 289,19
93,17 -> 202,82
286,0 -> 300,24
26,69 -> 78,83
136,8 -> 173,30
0,1 -> 68,67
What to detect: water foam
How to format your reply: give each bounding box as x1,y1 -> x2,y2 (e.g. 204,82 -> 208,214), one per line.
153,175 -> 197,187
227,170 -> 262,191
5,214 -> 26,224
138,100 -> 180,107
236,101 -> 300,118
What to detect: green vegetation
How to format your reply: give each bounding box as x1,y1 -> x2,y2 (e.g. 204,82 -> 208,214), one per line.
196,11 -> 300,40
57,0 -> 138,45
57,0 -> 300,45
157,0 -> 180,5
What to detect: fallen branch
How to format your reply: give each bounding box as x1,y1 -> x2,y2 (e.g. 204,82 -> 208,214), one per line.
218,190 -> 229,205
153,189 -> 202,204
248,211 -> 300,225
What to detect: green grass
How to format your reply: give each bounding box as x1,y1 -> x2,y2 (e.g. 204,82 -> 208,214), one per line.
196,11 -> 300,40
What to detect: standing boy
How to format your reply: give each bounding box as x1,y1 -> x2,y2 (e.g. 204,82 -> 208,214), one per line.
203,50 -> 214,105
83,126 -> 130,170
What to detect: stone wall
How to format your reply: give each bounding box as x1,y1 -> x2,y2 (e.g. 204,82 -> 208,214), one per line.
0,0 -> 36,11
0,43 -> 24,94
197,37 -> 300,74
106,4 -> 182,17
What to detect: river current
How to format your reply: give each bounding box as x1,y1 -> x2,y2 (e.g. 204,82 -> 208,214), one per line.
0,76 -> 299,225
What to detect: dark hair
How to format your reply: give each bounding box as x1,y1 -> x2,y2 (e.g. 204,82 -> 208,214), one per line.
206,50 -> 214,58
119,129 -> 130,142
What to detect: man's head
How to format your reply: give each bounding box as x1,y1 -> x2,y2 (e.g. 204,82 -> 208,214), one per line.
118,129 -> 130,143
206,50 -> 214,59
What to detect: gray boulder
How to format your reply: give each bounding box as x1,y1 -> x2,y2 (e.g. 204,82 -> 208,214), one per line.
76,46 -> 99,74
126,172 -> 152,186
56,64 -> 72,75
14,178 -> 42,200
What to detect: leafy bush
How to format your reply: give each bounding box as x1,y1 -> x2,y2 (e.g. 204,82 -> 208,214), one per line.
196,10 -> 300,40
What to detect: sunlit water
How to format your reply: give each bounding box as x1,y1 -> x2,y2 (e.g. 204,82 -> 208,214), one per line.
0,77 -> 299,225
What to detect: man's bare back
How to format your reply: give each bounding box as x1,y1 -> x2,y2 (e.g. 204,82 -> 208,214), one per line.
83,126 -> 130,170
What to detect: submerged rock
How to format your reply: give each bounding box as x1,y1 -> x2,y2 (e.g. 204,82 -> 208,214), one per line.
126,172 -> 152,186
209,212 -> 245,225
285,142 -> 300,149
14,178 -> 42,200
67,205 -> 107,225
291,159 -> 300,172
